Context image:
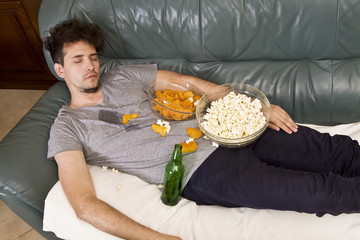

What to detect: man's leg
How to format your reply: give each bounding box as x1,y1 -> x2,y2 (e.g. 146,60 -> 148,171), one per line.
254,126 -> 360,177
182,130 -> 360,216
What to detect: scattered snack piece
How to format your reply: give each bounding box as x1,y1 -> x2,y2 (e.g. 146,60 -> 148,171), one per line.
186,127 -> 203,139
212,142 -> 219,148
122,113 -> 139,124
112,168 -> 119,173
180,141 -> 197,153
152,124 -> 168,137
157,184 -> 164,189
116,184 -> 123,192
156,119 -> 171,133
102,166 -> 108,170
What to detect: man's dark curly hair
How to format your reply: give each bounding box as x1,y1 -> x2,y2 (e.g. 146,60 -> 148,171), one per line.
43,19 -> 104,65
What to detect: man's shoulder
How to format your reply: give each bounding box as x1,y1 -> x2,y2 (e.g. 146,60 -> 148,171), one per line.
52,106 -> 76,128
110,64 -> 157,72
99,64 -> 158,89
101,64 -> 157,78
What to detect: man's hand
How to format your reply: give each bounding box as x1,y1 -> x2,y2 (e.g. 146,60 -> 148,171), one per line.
268,104 -> 298,134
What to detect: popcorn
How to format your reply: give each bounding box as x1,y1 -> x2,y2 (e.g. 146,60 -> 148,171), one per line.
156,119 -> 171,133
212,142 -> 219,147
201,92 -> 266,138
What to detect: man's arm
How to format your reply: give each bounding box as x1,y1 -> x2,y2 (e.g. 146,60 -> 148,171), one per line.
156,70 -> 217,94
156,70 -> 298,134
55,150 -> 181,240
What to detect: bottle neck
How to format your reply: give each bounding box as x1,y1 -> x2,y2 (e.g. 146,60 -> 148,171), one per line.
172,144 -> 182,164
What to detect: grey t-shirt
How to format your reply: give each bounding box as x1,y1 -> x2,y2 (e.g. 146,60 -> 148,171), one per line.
48,64 -> 216,186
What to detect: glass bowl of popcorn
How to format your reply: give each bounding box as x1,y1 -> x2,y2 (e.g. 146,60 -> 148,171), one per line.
148,80 -> 203,121
196,83 -> 271,147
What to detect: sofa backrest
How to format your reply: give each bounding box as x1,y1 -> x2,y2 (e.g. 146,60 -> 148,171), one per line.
38,0 -> 360,125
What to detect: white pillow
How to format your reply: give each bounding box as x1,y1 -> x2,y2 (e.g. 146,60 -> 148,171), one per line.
43,123 -> 360,240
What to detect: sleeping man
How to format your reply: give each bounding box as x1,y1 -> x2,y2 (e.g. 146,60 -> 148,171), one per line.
44,19 -> 360,240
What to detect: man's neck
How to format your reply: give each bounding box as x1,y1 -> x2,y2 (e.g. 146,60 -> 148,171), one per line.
69,88 -> 103,109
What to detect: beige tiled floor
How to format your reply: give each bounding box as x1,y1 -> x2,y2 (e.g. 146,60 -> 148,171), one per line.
0,89 -> 46,240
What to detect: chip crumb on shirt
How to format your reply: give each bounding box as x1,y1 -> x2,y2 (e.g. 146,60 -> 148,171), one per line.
102,166 -> 108,170
156,119 -> 171,133
203,135 -> 210,140
111,168 -> 119,173
157,184 -> 163,189
185,138 -> 195,143
116,184 -> 123,192
212,142 -> 219,148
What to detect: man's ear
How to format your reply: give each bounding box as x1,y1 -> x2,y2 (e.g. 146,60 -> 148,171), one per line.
54,63 -> 65,78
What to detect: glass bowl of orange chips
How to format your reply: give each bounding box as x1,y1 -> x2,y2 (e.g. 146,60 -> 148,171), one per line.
148,80 -> 203,121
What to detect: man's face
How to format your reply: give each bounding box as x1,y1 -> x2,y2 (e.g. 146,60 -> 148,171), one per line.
55,41 -> 100,93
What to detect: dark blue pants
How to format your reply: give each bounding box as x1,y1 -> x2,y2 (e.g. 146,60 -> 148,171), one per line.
182,126 -> 360,216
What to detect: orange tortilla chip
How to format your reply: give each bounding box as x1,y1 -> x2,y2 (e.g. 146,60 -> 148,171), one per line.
180,99 -> 193,107
180,141 -> 197,153
151,124 -> 167,137
186,127 -> 203,139
122,113 -> 139,124
183,90 -> 195,99
163,89 -> 176,97
193,95 -> 201,101
153,89 -> 202,120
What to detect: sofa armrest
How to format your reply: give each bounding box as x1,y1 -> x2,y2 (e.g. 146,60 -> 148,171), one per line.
0,82 -> 69,238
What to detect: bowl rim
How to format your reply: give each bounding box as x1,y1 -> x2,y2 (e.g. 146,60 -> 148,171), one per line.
148,80 -> 203,112
196,83 -> 271,144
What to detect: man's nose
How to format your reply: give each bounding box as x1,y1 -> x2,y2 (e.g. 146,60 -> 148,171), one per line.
85,59 -> 95,71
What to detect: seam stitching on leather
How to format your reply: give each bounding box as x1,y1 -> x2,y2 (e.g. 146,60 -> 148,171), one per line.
331,0 -> 340,123
199,0 -> 204,77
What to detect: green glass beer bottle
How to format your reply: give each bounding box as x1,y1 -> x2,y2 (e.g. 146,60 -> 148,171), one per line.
161,144 -> 184,206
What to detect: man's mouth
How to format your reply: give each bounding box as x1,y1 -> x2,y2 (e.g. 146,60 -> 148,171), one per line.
85,72 -> 98,80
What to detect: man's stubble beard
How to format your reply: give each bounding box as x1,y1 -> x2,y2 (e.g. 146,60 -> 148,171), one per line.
82,71 -> 99,93
82,85 -> 99,93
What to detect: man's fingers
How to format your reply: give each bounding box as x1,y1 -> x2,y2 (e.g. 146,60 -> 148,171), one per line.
269,121 -> 293,134
269,105 -> 298,134
267,123 -> 280,131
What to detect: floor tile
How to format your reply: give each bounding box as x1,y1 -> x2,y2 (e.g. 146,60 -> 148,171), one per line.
16,229 -> 45,240
0,199 -> 32,239
0,89 -> 45,140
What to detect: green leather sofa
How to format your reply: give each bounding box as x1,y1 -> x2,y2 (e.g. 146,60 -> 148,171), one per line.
1,0 -> 360,238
